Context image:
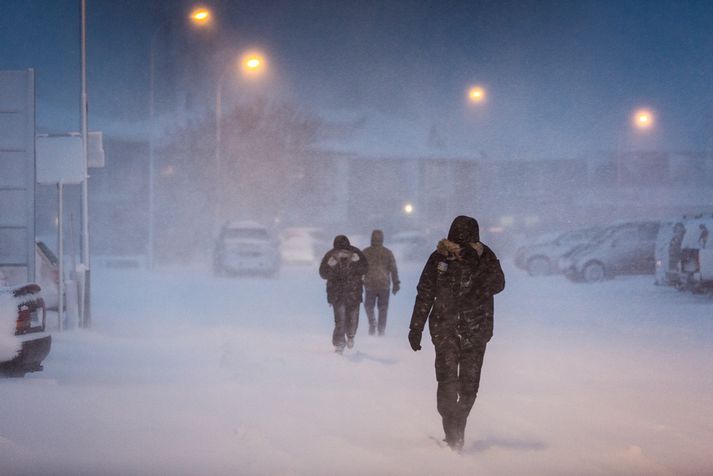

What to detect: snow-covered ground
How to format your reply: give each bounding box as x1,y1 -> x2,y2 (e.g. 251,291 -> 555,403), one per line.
2,261 -> 713,475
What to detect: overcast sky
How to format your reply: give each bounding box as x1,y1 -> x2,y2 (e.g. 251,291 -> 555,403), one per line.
2,0 -> 712,156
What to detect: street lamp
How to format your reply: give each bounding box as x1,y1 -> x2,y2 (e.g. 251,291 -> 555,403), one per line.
467,85 -> 486,104
633,108 -> 654,131
147,5 -> 213,270
214,51 -> 268,231
241,52 -> 267,76
189,7 -> 212,25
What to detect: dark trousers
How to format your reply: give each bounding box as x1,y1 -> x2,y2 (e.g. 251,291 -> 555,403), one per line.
433,334 -> 488,442
332,302 -> 360,349
364,288 -> 390,334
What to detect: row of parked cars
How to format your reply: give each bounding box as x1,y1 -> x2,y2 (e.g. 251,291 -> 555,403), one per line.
514,214 -> 712,290
212,221 -> 434,277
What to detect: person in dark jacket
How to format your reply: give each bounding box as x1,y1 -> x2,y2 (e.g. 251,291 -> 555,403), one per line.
362,230 -> 400,336
319,235 -> 368,353
408,216 -> 505,450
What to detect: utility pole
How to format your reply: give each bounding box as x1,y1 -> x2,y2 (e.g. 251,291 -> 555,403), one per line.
79,0 -> 91,327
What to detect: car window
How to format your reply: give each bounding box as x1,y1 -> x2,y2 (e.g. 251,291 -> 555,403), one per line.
611,229 -> 638,246
639,223 -> 660,241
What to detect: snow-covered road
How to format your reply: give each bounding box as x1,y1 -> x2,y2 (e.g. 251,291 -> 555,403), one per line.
2,262 -> 712,475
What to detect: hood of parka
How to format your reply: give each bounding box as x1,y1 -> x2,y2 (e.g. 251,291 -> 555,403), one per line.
333,235 -> 351,250
371,229 -> 384,246
447,215 -> 480,245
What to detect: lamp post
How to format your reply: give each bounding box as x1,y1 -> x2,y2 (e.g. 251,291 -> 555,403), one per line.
618,107 -> 656,186
79,0 -> 90,327
214,52 -> 266,232
147,6 -> 212,270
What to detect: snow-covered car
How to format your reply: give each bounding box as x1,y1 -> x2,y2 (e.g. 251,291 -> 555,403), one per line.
213,221 -> 281,277
0,283 -> 51,377
279,227 -> 328,264
560,221 -> 660,282
662,214 -> 713,291
514,227 -> 604,276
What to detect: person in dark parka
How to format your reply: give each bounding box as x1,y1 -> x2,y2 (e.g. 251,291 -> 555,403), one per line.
319,235 -> 368,353
362,229 -> 400,336
408,216 -> 505,450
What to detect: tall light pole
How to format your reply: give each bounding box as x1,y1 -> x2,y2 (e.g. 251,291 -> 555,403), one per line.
79,0 -> 91,327
147,6 -> 212,270
618,107 -> 656,186
214,52 -> 266,232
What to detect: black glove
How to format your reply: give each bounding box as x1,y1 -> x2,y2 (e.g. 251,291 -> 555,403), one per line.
458,244 -> 481,264
392,282 -> 400,295
408,329 -> 422,351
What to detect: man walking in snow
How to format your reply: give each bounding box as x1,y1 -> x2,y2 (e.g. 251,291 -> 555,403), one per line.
408,216 -> 505,450
319,235 -> 368,354
362,229 -> 400,336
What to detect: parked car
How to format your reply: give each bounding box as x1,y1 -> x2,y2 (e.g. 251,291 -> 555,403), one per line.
0,283 -> 52,377
279,227 -> 328,264
514,227 -> 604,276
213,221 -> 281,277
560,221 -> 660,282
659,214 -> 713,291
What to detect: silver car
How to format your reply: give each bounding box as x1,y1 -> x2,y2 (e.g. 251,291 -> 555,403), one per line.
213,222 -> 281,277
514,227 -> 604,276
560,222 -> 660,283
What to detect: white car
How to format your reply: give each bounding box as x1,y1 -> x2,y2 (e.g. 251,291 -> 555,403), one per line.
279,227 -> 328,264
213,221 -> 280,277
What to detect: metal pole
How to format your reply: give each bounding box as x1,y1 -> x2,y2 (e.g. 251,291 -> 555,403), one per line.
147,20 -> 171,270
79,0 -> 91,328
215,74 -> 224,232
148,36 -> 156,270
58,182 -> 64,332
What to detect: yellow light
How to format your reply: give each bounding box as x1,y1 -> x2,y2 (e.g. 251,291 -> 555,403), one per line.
190,7 -> 211,25
241,53 -> 266,75
468,86 -> 486,103
633,108 -> 654,130
404,203 -> 414,214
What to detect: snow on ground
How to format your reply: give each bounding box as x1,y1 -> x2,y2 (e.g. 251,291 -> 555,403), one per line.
1,261 -> 713,475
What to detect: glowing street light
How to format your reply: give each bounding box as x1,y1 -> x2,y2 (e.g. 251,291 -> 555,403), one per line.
241,52 -> 266,75
189,7 -> 212,25
633,108 -> 654,131
467,85 -> 486,103
404,203 -> 414,215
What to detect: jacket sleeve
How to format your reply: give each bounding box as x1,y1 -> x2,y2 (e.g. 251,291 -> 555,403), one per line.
471,248 -> 505,299
388,250 -> 400,286
319,251 -> 334,280
354,248 -> 369,276
409,253 -> 438,332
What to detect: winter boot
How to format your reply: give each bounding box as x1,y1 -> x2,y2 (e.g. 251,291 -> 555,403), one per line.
346,337 -> 355,349
335,346 -> 344,355
442,416 -> 460,450
368,324 -> 376,336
